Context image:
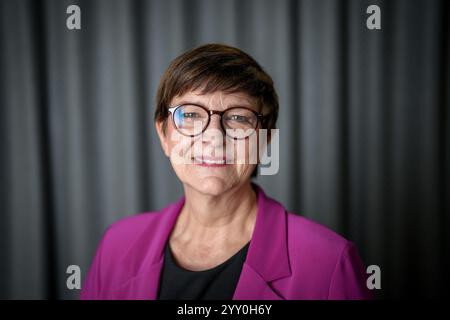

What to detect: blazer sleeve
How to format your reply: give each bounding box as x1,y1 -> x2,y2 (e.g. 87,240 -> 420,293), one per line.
327,242 -> 374,300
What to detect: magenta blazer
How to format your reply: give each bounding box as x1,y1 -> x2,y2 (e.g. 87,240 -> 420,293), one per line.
80,184 -> 373,300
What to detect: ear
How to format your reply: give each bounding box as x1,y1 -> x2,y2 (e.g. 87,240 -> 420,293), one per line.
155,120 -> 170,157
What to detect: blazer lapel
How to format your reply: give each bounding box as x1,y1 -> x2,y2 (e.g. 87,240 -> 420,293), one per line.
110,197 -> 185,300
233,263 -> 284,300
110,261 -> 164,299
233,184 -> 292,300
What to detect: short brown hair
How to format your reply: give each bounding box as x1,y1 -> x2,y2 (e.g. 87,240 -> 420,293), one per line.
154,43 -> 279,177
154,43 -> 278,132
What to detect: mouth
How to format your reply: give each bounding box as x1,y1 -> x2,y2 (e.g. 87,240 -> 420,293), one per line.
192,156 -> 229,167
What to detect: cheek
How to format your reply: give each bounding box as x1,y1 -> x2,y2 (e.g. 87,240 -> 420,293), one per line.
228,134 -> 259,165
167,137 -> 194,167
162,126 -> 195,175
228,137 -> 258,178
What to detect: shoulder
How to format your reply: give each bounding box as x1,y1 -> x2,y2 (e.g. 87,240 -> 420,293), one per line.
105,211 -> 163,240
282,212 -> 371,299
98,201 -> 176,256
286,211 -> 354,267
80,202 -> 180,299
102,212 -> 159,240
258,185 -> 350,260
286,212 -> 350,255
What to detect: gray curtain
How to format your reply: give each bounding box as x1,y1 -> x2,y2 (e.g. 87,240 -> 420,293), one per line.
0,0 -> 448,299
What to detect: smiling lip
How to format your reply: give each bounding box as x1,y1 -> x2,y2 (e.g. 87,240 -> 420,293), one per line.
193,156 -> 230,167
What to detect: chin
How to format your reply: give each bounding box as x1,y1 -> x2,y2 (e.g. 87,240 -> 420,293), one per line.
174,165 -> 253,195
190,176 -> 232,196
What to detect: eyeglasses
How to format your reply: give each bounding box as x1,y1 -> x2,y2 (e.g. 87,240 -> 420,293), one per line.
167,104 -> 264,139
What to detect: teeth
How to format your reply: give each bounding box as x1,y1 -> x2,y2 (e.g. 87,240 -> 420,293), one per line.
203,159 -> 225,164
194,157 -> 225,164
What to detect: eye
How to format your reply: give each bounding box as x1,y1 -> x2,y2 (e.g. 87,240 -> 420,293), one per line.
182,112 -> 201,118
227,115 -> 250,123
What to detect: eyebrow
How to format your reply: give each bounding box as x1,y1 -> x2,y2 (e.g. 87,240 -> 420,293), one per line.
173,100 -> 255,109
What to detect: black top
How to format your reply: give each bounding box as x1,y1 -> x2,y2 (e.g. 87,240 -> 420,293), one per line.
157,241 -> 250,300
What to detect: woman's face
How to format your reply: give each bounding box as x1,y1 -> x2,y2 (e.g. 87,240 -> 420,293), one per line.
156,89 -> 260,196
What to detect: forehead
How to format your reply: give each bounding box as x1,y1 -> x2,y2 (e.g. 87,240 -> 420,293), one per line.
170,90 -> 256,109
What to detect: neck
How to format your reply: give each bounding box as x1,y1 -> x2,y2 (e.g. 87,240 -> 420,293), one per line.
171,181 -> 258,246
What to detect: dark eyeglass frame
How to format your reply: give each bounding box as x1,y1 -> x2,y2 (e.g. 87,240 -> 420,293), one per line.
167,103 -> 264,139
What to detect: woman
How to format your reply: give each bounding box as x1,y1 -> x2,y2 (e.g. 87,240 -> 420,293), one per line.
80,44 -> 372,300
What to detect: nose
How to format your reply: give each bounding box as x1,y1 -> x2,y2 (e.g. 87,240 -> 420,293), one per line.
207,113 -> 223,131
202,114 -> 225,148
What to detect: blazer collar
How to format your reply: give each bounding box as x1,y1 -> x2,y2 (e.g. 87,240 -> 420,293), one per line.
112,197 -> 184,299
243,183 -> 291,282
113,183 -> 291,300
232,183 -> 291,299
